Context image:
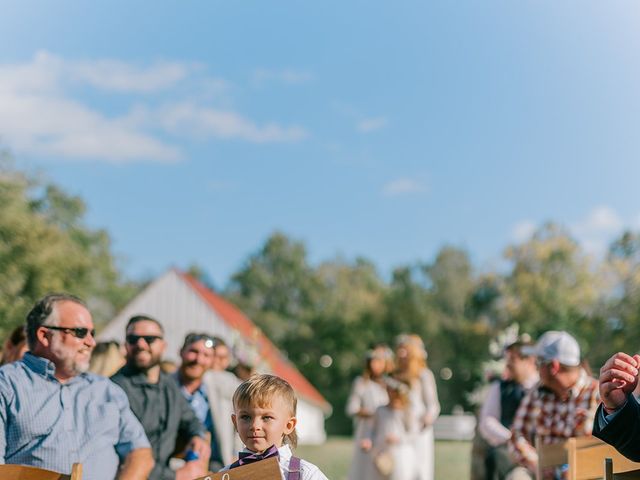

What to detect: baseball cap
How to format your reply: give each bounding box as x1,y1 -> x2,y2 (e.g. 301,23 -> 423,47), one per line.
523,331 -> 581,366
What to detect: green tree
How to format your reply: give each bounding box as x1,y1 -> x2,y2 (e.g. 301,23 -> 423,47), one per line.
502,223 -> 600,335
0,157 -> 136,337
225,232 -> 322,344
226,234 -> 388,434
598,230 -> 640,362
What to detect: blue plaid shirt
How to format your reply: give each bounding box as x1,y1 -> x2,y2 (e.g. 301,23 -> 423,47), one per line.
0,353 -> 150,480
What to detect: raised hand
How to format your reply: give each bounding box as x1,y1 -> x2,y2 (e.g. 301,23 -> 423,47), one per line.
599,352 -> 640,412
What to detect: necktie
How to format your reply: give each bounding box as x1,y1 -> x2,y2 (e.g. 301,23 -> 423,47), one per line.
235,445 -> 280,467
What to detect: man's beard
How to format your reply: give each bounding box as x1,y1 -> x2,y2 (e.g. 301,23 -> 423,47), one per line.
50,339 -> 91,375
181,361 -> 205,381
128,349 -> 162,372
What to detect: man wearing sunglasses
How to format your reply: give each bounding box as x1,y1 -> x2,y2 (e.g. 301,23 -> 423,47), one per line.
0,293 -> 154,480
111,315 -> 211,480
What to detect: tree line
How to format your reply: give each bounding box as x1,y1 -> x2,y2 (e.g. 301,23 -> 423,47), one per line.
1,157 -> 639,434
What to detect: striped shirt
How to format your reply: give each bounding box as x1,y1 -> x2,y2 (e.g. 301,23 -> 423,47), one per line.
0,353 -> 150,480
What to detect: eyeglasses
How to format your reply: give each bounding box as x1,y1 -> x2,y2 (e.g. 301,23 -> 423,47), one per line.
126,334 -> 163,345
43,326 -> 96,339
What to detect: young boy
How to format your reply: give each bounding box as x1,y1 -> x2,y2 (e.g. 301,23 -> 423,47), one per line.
223,373 -> 328,480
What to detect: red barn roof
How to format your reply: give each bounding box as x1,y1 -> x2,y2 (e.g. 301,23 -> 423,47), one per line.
177,270 -> 330,412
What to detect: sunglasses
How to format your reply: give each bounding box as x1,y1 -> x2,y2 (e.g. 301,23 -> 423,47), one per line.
43,325 -> 96,339
126,334 -> 163,345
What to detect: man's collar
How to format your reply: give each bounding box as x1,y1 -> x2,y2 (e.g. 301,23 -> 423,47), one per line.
23,352 -> 56,378
566,368 -> 590,398
22,352 -> 86,384
119,363 -> 163,386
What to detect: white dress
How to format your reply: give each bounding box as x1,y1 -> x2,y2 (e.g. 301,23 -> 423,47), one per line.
366,405 -> 418,480
408,369 -> 440,480
345,376 -> 389,480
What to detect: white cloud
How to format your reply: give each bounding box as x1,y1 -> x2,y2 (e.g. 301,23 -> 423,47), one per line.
145,103 -> 308,143
70,59 -> 191,93
382,178 -> 427,197
357,116 -> 388,133
510,206 -> 630,257
0,51 -> 192,94
0,89 -> 181,163
510,220 -> 537,243
570,206 -> 625,256
572,206 -> 624,235
0,51 -> 308,163
252,68 -> 313,85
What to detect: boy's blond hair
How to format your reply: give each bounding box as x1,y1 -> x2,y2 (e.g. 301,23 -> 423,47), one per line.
233,373 -> 298,448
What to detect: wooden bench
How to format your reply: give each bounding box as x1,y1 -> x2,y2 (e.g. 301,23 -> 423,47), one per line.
566,436 -> 640,480
0,463 -> 82,480
535,436 -> 568,480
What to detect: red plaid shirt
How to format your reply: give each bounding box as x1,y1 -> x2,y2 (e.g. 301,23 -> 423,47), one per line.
508,370 -> 600,474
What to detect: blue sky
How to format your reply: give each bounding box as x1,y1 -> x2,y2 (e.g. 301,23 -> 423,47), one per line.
1,1 -> 639,286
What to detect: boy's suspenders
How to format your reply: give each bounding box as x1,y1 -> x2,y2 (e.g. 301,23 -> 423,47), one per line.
288,456 -> 301,480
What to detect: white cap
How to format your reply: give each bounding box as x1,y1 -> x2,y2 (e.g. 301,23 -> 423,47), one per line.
525,331 -> 581,367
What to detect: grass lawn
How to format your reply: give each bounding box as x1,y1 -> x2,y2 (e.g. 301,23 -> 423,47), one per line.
297,437 -> 472,480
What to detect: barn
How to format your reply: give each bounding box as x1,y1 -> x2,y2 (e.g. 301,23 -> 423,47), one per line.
98,268 -> 331,444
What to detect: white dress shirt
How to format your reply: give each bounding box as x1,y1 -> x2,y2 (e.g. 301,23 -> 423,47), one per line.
478,374 -> 539,447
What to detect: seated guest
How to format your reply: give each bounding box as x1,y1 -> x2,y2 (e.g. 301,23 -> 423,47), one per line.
593,351 -> 640,460
478,336 -> 538,480
112,315 -> 210,480
0,325 -> 28,365
507,331 -> 599,480
174,332 -> 224,471
0,293 -> 153,480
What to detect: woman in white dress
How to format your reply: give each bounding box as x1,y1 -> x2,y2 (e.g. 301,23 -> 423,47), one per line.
346,345 -> 392,480
396,334 -> 441,480
362,375 -> 418,480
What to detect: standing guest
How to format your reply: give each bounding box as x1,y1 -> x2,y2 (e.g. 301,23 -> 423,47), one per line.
507,331 -> 599,480
395,334 -> 440,480
200,336 -> 242,466
362,375 -> 418,480
112,315 -> 210,480
0,293 -> 153,480
221,373 -> 329,480
0,325 -> 28,365
478,337 -> 538,480
175,332 -> 224,471
346,344 -> 391,480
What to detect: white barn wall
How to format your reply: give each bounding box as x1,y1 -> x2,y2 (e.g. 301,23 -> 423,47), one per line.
296,399 -> 327,445
99,270 -> 234,363
98,269 -> 328,444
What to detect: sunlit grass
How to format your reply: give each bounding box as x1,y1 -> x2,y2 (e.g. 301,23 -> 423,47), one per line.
296,437 -> 472,480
